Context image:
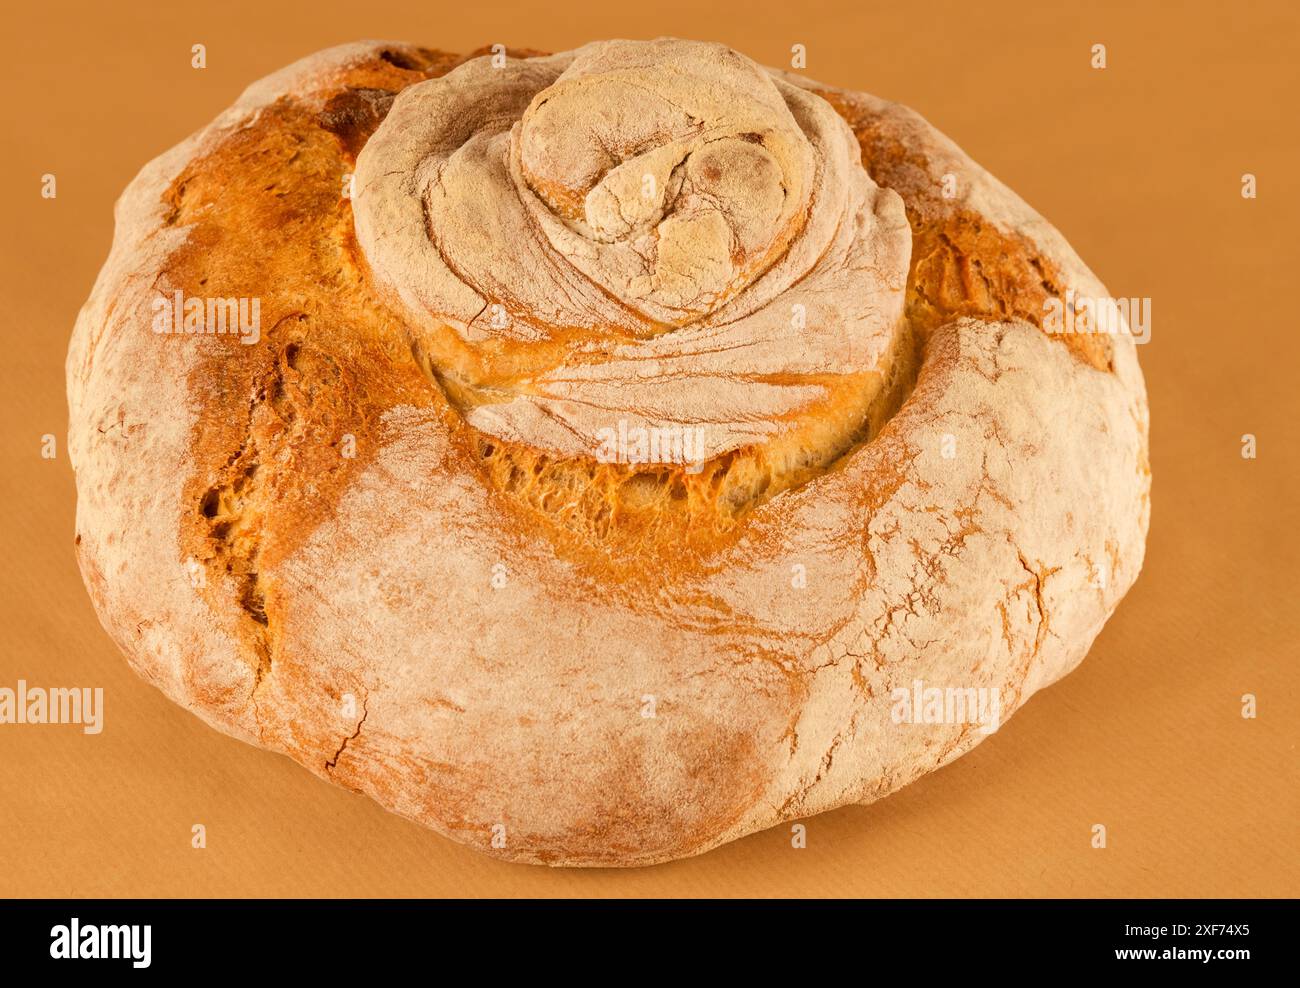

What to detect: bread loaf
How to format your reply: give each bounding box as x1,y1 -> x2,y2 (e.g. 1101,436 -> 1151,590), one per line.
67,38 -> 1149,866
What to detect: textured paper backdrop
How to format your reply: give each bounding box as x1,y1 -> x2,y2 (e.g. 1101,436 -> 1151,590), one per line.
2,0 -> 1296,897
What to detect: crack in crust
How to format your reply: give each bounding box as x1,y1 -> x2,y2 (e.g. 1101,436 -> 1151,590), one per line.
188,332 -> 347,687
325,691 -> 370,772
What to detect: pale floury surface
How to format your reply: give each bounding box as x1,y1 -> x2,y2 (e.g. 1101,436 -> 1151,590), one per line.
67,39 -> 1149,866
354,39 -> 911,459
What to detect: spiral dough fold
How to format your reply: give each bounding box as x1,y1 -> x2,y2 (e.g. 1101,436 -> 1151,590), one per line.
354,39 -> 912,460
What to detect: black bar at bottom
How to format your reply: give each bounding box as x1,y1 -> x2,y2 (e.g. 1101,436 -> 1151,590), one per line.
0,899 -> 1287,974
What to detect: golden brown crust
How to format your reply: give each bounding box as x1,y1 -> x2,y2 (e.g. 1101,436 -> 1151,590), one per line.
67,40 -> 1150,866
815,88 -> 1112,371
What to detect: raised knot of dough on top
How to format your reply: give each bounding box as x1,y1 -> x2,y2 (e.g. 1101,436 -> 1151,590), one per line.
352,38 -> 911,459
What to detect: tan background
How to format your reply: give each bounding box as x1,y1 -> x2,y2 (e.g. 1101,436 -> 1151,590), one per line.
2,0 -> 1296,897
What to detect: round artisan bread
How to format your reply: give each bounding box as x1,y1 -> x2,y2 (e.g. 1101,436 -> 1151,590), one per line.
67,38 -> 1149,866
